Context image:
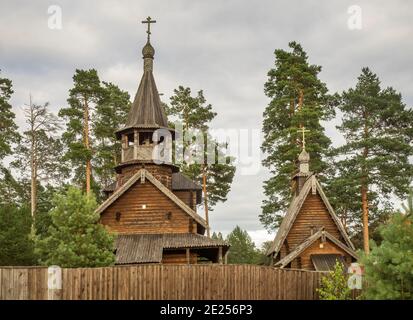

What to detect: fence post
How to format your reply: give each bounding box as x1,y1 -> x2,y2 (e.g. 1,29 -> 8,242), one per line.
48,266 -> 62,300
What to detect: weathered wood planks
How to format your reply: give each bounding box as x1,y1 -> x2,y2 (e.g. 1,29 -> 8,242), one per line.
0,265 -> 336,300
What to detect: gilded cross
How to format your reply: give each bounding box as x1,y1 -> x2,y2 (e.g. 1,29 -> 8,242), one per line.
297,126 -> 310,150
141,16 -> 156,41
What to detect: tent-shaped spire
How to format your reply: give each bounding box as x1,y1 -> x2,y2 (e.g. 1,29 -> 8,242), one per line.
116,17 -> 169,136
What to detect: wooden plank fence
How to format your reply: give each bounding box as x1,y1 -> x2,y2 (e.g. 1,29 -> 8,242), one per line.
0,265 -> 326,300
0,267 -> 48,300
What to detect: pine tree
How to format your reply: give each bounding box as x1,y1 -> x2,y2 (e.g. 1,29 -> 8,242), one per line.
60,73 -> 131,198
333,67 -> 413,253
93,82 -> 130,189
211,231 -> 224,241
259,241 -> 274,265
360,193 -> 413,299
261,42 -> 335,231
226,226 -> 261,264
0,204 -> 35,266
11,99 -> 67,222
59,69 -> 102,195
326,162 -> 392,248
167,86 -> 235,237
180,134 -> 236,209
35,184 -> 69,239
168,86 -> 216,131
0,71 -> 20,161
35,187 -> 115,267
0,167 -> 30,206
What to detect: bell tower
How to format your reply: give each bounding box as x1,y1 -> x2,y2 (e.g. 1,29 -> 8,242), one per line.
114,17 -> 177,188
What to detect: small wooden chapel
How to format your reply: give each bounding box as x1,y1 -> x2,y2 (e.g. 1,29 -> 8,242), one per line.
267,129 -> 358,271
96,17 -> 229,265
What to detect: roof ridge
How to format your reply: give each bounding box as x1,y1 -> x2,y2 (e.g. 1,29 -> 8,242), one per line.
267,176 -> 314,255
96,169 -> 145,214
117,232 -> 229,246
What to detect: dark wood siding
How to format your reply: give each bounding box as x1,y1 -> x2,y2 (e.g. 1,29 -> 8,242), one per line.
100,181 -> 193,234
174,190 -> 196,210
162,251 -> 198,264
286,193 -> 342,252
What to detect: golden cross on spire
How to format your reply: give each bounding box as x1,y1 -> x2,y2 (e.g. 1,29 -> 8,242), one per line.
297,126 -> 310,150
141,16 -> 156,42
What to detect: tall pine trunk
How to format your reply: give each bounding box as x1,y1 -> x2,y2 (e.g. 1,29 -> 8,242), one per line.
84,96 -> 91,195
202,164 -> 210,238
362,112 -> 370,253
298,89 -> 304,112
30,144 -> 37,218
361,181 -> 370,253
29,96 -> 37,231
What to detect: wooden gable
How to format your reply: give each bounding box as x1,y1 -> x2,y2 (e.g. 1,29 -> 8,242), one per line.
100,180 -> 197,234
298,238 -> 353,270
268,174 -> 355,260
281,192 -> 343,258
275,229 -> 357,269
97,169 -> 207,235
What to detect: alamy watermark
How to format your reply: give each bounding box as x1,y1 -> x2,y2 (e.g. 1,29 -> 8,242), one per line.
348,263 -> 363,289
48,5 -> 62,30
347,5 -> 362,30
142,122 -> 263,175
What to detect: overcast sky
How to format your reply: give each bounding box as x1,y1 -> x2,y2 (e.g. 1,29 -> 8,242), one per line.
1,0 -> 412,247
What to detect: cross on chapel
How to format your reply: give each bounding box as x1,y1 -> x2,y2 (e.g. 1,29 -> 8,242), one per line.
297,126 -> 310,150
141,16 -> 156,41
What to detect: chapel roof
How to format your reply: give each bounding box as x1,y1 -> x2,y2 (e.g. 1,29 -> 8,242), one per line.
116,28 -> 170,136
115,233 -> 229,264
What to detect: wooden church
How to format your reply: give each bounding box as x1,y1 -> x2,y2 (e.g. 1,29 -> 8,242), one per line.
267,136 -> 357,271
96,17 -> 229,265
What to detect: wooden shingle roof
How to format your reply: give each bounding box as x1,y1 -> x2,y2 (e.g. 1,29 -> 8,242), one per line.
115,39 -> 172,137
115,234 -> 163,264
267,174 -> 355,257
115,233 -> 229,264
172,172 -> 202,190
122,70 -> 168,130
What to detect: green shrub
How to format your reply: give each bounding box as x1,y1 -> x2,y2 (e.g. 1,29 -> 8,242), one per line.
317,261 -> 352,300
35,187 -> 115,267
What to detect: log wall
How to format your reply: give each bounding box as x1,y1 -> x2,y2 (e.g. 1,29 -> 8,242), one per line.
287,194 -> 342,250
100,182 -> 195,234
